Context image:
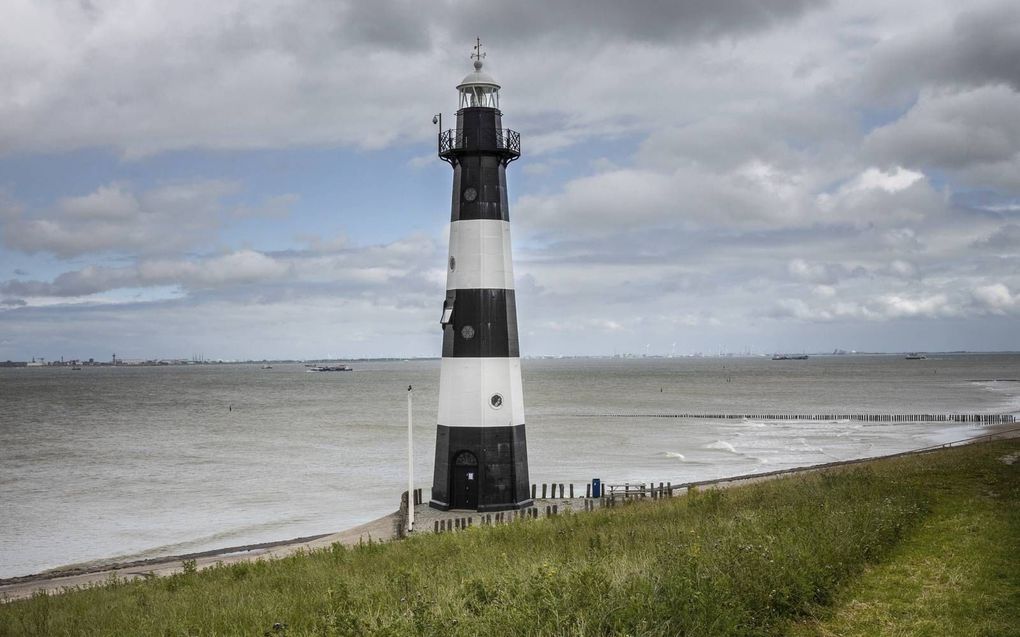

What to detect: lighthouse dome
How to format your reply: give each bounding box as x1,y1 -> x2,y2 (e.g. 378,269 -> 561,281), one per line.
458,61 -> 500,89
457,59 -> 500,109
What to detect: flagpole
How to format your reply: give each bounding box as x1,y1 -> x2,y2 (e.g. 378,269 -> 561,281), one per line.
407,385 -> 414,533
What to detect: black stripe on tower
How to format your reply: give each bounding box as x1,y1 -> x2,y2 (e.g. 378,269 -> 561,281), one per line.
431,424 -> 531,512
442,289 -> 519,358
451,155 -> 509,222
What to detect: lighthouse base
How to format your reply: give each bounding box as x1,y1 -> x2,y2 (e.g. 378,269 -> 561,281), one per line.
429,424 -> 532,512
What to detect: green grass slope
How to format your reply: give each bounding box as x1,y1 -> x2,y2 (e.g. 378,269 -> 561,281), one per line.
789,444 -> 1019,637
2,440 -> 1016,637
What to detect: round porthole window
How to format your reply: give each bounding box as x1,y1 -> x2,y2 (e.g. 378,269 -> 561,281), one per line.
463,187 -> 478,202
490,393 -> 503,409
461,325 -> 475,339
449,256 -> 456,271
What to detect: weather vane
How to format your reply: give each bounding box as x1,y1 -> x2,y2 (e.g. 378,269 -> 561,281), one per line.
471,37 -> 485,64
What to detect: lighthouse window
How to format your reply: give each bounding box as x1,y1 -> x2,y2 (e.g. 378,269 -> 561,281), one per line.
461,325 -> 475,339
463,187 -> 477,202
440,302 -> 454,326
490,393 -> 503,409
449,256 -> 456,271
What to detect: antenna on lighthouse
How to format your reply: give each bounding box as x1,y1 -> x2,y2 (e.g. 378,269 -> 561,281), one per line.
471,37 -> 486,66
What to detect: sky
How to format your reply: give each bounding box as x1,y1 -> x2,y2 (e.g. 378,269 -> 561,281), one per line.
1,0 -> 1018,360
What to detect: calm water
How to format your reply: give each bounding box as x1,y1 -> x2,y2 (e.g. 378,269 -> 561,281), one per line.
2,354 -> 1018,578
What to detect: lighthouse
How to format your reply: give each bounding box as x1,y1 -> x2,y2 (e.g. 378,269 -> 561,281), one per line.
430,41 -> 532,512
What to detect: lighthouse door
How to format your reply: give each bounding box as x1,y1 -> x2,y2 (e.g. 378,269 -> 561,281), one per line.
451,451 -> 479,509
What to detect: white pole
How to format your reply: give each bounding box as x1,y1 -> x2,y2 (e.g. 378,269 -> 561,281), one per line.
407,385 -> 414,533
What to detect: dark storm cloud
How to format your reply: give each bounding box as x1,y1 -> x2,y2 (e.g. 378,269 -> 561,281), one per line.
451,0 -> 826,44
0,0 -> 829,158
867,1 -> 1020,96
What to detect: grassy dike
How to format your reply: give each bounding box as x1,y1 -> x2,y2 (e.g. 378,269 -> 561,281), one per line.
2,439 -> 1016,637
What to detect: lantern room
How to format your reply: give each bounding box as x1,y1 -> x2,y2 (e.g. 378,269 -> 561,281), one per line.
457,42 -> 500,109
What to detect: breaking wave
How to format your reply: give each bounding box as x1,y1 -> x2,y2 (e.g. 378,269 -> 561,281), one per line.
705,440 -> 739,453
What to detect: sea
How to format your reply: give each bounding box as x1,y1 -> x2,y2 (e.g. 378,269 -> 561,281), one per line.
1,353 -> 1018,579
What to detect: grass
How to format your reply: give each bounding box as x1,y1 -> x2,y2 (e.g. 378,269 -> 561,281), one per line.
788,444 -> 1019,637
1,440 -> 1016,636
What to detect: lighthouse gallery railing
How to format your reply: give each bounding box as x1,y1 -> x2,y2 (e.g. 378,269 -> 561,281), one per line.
438,128 -> 520,160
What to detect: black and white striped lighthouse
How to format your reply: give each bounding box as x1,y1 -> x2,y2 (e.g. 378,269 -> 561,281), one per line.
429,41 -> 532,512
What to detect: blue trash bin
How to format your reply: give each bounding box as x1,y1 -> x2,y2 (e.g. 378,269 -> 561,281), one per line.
592,478 -> 601,498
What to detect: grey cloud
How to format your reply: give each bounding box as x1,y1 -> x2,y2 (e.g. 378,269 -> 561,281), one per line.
1,267 -> 136,298
1,251 -> 291,298
866,2 -> 1020,96
230,193 -> 299,219
516,165 -> 803,235
451,0 -> 825,45
787,259 -> 843,284
970,283 -> 1020,314
864,86 -> 1020,193
0,234 -> 444,301
973,224 -> 1020,251
766,293 -> 963,322
0,298 -> 26,307
0,0 -> 826,157
0,181 -> 282,258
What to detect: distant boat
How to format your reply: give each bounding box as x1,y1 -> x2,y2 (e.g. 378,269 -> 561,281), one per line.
261,365 -> 273,369
71,366 -> 83,371
905,353 -> 927,360
772,354 -> 809,360
306,365 -> 353,372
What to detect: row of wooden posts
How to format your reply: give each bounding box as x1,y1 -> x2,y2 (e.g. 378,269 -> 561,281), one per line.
530,481 -> 675,499
430,487 -> 669,529
434,507 -> 541,533
590,413 -> 1016,423
433,498 -> 605,534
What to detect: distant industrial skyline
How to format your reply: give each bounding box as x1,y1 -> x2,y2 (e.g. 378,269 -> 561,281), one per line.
2,0 -> 1018,359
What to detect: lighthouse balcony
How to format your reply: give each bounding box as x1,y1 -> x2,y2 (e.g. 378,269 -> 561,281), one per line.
439,128 -> 520,162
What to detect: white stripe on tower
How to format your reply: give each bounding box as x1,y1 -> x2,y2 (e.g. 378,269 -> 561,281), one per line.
446,220 -> 515,291
437,357 -> 526,427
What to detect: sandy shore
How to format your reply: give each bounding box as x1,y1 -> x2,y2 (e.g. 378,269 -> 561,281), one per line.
0,513 -> 400,602
3,425 -> 1017,603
